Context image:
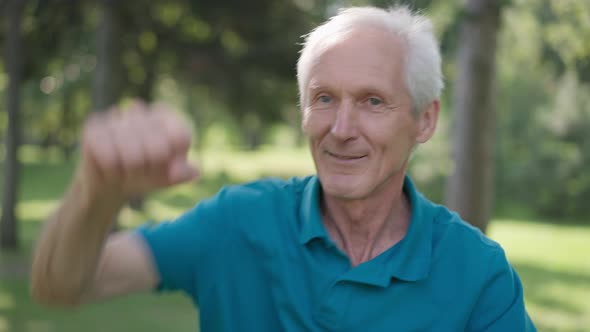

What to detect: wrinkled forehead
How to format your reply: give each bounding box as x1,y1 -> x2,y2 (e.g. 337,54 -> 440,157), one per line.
306,27 -> 408,89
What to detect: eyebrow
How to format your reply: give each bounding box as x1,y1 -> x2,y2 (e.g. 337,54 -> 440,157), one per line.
307,82 -> 326,93
353,87 -> 388,98
309,82 -> 389,99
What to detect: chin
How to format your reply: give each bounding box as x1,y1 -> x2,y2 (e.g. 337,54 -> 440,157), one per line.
319,173 -> 370,200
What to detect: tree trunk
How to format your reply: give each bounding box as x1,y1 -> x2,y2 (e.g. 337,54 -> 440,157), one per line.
92,0 -> 121,113
1,0 -> 26,250
61,85 -> 75,161
445,0 -> 503,233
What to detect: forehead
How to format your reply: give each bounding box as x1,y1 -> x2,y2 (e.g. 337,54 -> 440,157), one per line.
307,27 -> 407,93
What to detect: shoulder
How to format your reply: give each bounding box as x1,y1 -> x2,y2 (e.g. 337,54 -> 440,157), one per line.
421,200 -> 523,315
200,176 -> 312,232
139,176 -> 311,239
406,184 -> 509,275
432,205 -> 502,252
432,198 -> 513,294
422,198 -> 511,286
214,176 -> 311,210
135,176 -> 312,276
406,178 -> 504,263
221,176 -> 308,196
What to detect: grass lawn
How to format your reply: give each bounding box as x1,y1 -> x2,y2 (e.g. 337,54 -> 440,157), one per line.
0,282 -> 197,332
1,147 -> 588,331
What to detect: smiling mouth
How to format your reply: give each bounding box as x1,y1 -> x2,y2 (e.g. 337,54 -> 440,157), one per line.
325,151 -> 367,160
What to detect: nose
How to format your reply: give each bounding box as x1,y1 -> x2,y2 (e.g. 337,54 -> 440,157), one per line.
330,100 -> 359,141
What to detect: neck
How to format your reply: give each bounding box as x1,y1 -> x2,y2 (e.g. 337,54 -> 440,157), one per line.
321,173 -> 411,267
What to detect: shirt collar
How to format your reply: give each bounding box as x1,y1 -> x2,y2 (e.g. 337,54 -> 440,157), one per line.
379,175 -> 433,283
298,175 -> 434,283
298,176 -> 328,245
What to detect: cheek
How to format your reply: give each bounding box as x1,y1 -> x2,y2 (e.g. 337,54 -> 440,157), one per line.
301,110 -> 313,135
366,116 -> 418,152
302,109 -> 332,138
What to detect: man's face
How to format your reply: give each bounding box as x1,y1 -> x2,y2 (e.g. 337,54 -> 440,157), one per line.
302,27 -> 434,200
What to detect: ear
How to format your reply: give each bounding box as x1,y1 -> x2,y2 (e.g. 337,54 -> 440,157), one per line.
415,100 -> 440,144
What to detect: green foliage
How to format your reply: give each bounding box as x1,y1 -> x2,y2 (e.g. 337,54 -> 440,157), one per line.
494,1 -> 590,219
0,0 -> 321,151
537,0 -> 590,83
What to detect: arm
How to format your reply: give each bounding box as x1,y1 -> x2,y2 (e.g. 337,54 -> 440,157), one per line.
31,174 -> 157,306
30,102 -> 198,307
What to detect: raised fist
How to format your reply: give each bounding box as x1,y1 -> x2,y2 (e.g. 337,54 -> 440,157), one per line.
79,101 -> 199,200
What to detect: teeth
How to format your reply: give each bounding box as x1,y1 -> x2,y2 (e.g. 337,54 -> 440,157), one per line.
328,151 -> 362,159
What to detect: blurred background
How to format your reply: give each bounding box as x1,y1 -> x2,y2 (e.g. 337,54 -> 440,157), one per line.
0,0 -> 588,331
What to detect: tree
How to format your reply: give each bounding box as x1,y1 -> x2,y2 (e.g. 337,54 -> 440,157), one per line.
1,0 -> 27,250
93,0 -> 122,113
445,0 -> 504,233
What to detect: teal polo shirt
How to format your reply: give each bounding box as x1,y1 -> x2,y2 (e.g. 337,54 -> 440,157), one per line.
138,175 -> 536,331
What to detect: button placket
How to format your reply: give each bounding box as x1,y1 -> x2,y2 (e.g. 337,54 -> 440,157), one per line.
314,279 -> 354,330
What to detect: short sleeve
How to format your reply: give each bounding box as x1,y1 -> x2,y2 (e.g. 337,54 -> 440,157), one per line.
467,249 -> 537,331
136,189 -> 230,299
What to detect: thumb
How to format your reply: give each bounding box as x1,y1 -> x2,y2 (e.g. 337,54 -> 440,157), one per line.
167,157 -> 200,185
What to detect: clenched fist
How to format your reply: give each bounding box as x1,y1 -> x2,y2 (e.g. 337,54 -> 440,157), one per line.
79,101 -> 199,201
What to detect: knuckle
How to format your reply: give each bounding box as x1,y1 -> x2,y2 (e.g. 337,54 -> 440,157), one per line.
121,152 -> 144,170
170,126 -> 192,151
95,152 -> 119,176
82,116 -> 103,141
148,146 -> 170,166
101,156 -> 118,172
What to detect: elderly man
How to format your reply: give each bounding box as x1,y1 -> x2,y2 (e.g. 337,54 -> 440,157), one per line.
32,5 -> 536,332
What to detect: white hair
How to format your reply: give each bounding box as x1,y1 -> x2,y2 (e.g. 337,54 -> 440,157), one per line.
297,6 -> 444,114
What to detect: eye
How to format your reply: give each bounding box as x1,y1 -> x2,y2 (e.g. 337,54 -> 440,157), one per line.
318,95 -> 332,104
367,97 -> 382,106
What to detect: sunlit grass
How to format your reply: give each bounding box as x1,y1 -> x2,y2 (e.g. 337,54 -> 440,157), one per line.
490,220 -> 590,273
18,200 -> 59,222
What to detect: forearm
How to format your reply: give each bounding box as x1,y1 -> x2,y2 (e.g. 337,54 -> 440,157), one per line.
30,103 -> 196,306
31,169 -> 125,306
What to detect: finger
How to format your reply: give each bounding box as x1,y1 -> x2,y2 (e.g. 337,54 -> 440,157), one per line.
109,109 -> 144,182
127,98 -> 148,111
82,112 -> 120,182
143,111 -> 173,185
151,103 -> 192,156
125,105 -> 157,187
166,156 -> 200,185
